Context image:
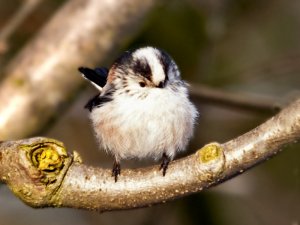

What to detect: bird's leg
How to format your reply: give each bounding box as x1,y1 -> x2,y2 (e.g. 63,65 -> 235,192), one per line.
160,153 -> 171,176
112,158 -> 121,182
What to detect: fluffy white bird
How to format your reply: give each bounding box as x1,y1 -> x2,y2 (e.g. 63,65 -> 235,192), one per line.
79,47 -> 198,182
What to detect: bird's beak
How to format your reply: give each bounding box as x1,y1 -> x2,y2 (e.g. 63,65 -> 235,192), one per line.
156,81 -> 165,88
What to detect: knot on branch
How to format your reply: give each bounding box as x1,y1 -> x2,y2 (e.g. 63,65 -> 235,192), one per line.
21,140 -> 68,184
195,142 -> 225,184
0,137 -> 73,207
198,142 -> 223,163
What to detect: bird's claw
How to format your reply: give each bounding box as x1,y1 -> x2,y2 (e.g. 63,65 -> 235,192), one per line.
112,161 -> 121,182
160,153 -> 170,176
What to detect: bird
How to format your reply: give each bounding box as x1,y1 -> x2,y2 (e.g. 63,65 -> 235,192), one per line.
78,46 -> 198,182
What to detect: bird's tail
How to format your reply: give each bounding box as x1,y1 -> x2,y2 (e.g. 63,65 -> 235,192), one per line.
78,67 -> 108,91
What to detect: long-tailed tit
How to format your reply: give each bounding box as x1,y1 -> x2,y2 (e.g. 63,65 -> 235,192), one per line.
79,47 -> 198,182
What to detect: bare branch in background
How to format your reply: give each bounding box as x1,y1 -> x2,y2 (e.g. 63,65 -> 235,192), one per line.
0,0 -> 42,55
0,0 -> 157,140
0,98 -> 299,211
190,83 -> 282,114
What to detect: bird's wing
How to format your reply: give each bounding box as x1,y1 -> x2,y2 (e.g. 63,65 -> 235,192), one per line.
78,67 -> 108,91
84,84 -> 115,112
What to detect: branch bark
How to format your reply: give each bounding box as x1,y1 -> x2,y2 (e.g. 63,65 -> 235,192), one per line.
0,98 -> 299,212
0,0 -> 157,139
0,0 -> 42,56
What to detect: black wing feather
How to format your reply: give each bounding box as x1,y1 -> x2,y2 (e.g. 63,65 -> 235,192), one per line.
84,86 -> 115,112
85,94 -> 114,112
78,67 -> 108,88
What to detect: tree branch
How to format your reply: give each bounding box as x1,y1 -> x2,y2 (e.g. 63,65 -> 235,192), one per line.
190,83 -> 282,114
0,98 -> 299,211
0,0 -> 42,55
0,0 -> 157,139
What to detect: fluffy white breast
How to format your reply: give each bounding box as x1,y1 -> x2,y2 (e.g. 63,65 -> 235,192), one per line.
90,85 -> 198,161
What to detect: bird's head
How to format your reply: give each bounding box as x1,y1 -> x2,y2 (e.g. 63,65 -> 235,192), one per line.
107,47 -> 182,93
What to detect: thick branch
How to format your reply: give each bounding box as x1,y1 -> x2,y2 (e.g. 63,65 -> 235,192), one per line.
0,0 -> 157,139
0,98 -> 299,211
0,0 -> 42,55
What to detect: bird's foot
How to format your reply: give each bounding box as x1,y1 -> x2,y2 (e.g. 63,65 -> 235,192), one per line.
112,160 -> 121,182
159,153 -> 170,176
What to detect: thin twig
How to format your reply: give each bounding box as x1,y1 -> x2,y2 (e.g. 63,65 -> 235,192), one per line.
190,83 -> 282,114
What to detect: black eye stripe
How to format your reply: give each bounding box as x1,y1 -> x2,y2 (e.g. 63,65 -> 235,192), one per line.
158,49 -> 171,80
132,59 -> 152,81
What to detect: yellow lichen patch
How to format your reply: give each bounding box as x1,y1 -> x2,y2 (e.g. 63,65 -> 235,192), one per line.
20,140 -> 68,184
21,140 -> 66,169
26,145 -> 64,172
197,142 -> 222,164
38,148 -> 62,171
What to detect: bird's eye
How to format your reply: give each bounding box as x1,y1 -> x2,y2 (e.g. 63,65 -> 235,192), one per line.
139,82 -> 146,87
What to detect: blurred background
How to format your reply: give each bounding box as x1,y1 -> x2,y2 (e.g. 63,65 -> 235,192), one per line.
0,0 -> 299,224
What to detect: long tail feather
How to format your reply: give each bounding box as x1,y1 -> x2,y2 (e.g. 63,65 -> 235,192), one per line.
78,67 -> 108,90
